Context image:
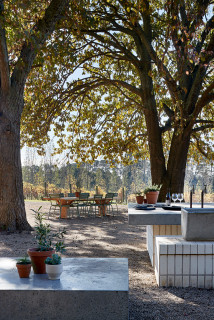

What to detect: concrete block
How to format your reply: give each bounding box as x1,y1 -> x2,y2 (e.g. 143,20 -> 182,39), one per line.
159,244 -> 168,255
183,255 -> 190,275
175,275 -> 182,287
168,244 -> 175,255
191,244 -> 198,254
175,255 -> 182,275
181,208 -> 214,241
160,275 -> 167,286
190,255 -> 197,275
198,255 -> 205,274
190,275 -> 197,287
159,256 -> 167,275
168,275 -> 174,287
183,244 -> 191,254
0,258 -> 129,320
155,237 -> 214,289
205,255 -> 212,274
168,255 -> 175,274
128,206 -> 181,226
183,275 -> 190,288
175,243 -> 182,254
198,276 -> 205,288
205,276 -> 212,289
205,243 -> 212,254
198,243 -> 205,254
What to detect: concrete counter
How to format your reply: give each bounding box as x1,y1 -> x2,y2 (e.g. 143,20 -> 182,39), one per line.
128,203 -> 214,267
128,206 -> 182,225
0,257 -> 129,320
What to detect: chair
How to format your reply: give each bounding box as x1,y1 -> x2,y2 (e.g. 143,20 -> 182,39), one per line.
104,193 -> 114,216
112,193 -> 119,214
89,195 -> 103,217
76,193 -> 90,217
67,193 -> 76,197
67,193 -> 78,217
48,193 -> 61,219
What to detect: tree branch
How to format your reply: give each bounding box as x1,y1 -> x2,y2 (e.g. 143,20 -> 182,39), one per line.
134,23 -> 181,103
195,14 -> 214,55
11,0 -> 69,88
192,124 -> 214,132
193,82 -> 214,111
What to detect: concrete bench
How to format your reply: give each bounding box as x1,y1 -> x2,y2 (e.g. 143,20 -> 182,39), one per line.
0,257 -> 129,320
155,236 -> 214,288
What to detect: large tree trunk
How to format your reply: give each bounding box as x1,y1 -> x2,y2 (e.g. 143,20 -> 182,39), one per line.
139,70 -> 167,187
144,107 -> 166,186
0,0 -> 69,231
158,130 -> 191,201
0,94 -> 32,231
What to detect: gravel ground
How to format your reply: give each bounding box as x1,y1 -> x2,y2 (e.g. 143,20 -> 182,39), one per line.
0,200 -> 214,319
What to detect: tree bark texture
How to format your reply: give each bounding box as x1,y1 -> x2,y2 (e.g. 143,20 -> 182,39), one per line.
158,130 -> 191,201
0,94 -> 32,231
0,0 -> 70,231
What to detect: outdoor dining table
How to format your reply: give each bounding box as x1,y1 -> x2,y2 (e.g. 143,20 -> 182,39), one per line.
42,196 -> 74,218
59,197 -> 112,218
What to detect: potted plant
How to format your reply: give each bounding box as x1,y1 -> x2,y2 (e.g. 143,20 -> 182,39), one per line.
144,185 -> 160,204
45,253 -> 63,280
16,256 -> 32,278
135,191 -> 144,204
75,188 -> 81,198
28,207 -> 66,274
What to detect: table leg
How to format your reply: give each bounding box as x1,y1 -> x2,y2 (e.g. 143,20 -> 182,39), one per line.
60,206 -> 68,218
98,205 -> 107,216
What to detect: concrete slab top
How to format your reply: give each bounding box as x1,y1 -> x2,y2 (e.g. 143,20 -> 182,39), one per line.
182,208 -> 214,214
0,257 -> 128,292
128,203 -> 214,226
128,205 -> 182,226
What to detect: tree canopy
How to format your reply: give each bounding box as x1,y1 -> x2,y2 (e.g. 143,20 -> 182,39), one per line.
20,0 -> 214,198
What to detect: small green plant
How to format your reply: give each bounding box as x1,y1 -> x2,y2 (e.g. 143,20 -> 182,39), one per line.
144,185 -> 161,194
45,253 -> 62,265
135,191 -> 144,196
31,207 -> 66,253
17,256 -> 31,265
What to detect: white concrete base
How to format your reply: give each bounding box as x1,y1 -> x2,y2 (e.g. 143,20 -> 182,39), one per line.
0,257 -> 129,320
147,225 -> 181,266
155,236 -> 214,288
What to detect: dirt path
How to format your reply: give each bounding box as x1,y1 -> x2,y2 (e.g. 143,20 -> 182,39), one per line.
0,201 -> 214,319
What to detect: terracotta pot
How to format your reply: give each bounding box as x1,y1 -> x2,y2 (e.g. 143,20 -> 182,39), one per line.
46,263 -> 63,280
75,191 -> 80,197
136,195 -> 144,204
16,263 -> 32,278
146,191 -> 159,204
27,248 -> 55,274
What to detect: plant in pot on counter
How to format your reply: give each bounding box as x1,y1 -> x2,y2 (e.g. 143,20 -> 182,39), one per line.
45,253 -> 63,280
28,207 -> 66,274
135,191 -> 145,204
75,187 -> 81,198
144,185 -> 161,204
16,255 -> 32,278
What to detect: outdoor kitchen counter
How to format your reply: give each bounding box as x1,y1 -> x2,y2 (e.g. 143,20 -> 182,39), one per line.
128,203 -> 182,225
128,203 -> 214,267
